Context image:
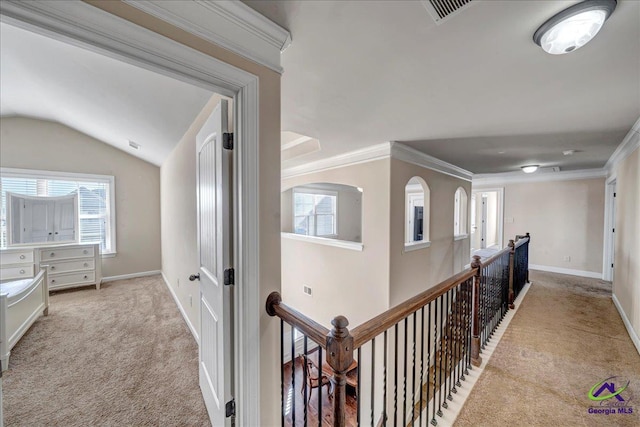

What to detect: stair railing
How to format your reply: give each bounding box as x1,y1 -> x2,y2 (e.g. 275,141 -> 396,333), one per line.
266,233 -> 530,427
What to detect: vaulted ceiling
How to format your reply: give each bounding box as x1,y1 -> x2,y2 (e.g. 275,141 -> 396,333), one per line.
244,0 -> 640,173
0,22 -> 212,166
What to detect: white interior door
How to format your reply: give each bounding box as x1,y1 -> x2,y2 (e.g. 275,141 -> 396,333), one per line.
196,99 -> 234,426
480,195 -> 488,249
24,199 -> 53,243
54,197 -> 77,242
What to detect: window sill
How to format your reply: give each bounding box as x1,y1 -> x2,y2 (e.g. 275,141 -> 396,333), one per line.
454,234 -> 469,241
101,252 -> 117,258
404,241 -> 431,252
281,232 -> 363,251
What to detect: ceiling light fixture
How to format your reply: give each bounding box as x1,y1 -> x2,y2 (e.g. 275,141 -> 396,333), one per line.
533,0 -> 617,55
128,140 -> 141,150
521,165 -> 539,174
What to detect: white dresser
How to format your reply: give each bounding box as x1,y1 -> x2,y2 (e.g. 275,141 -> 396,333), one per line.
36,244 -> 101,291
0,248 -> 35,282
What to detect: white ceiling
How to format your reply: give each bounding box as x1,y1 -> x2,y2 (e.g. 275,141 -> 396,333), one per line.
0,22 -> 213,166
244,0 -> 640,173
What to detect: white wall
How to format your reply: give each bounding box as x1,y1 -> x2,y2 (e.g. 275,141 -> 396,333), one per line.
281,160 -> 391,328
0,117 -> 161,278
612,146 -> 639,352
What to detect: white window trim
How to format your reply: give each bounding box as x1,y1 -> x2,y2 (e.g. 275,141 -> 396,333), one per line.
0,167 -> 117,256
404,240 -> 431,252
454,234 -> 469,241
292,187 -> 338,237
282,232 -> 363,251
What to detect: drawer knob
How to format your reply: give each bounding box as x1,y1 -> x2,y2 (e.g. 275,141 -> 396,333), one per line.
84,263 -> 89,267
20,269 -> 25,274
50,253 -> 55,257
20,254 -> 25,260
83,250 -> 88,254
84,275 -> 88,279
51,266 -> 56,270
51,280 -> 56,283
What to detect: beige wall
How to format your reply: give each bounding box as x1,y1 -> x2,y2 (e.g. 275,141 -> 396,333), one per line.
0,117 -> 161,278
612,146 -> 640,346
281,160 -> 391,328
389,159 -> 472,306
160,95 -> 231,336
477,178 -> 606,273
87,1 -> 283,423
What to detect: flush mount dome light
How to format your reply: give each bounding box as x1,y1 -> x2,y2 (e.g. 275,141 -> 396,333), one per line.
533,0 -> 617,55
521,165 -> 539,173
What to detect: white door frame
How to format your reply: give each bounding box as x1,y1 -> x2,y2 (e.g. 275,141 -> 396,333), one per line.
471,187 -> 505,248
603,176 -> 617,281
0,1 -> 261,424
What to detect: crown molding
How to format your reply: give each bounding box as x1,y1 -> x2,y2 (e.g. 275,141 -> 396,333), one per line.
473,168 -> 607,187
390,142 -> 473,182
124,0 -> 291,74
281,142 -> 392,179
605,116 -> 640,173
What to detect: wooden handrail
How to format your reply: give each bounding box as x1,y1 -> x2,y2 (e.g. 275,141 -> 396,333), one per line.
266,292 -> 330,347
350,268 -> 476,348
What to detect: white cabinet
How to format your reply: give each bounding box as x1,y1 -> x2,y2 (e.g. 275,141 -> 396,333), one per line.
36,243 -> 101,291
0,249 -> 35,282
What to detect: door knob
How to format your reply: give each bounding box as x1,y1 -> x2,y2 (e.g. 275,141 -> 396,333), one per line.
189,273 -> 200,281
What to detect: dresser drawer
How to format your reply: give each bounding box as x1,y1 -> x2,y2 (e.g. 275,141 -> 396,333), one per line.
1,264 -> 34,281
49,271 -> 95,289
41,246 -> 95,261
48,259 -> 95,274
0,250 -> 34,265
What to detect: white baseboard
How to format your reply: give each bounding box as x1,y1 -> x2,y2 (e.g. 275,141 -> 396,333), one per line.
529,264 -> 602,279
612,293 -> 640,356
101,270 -> 161,282
160,272 -> 200,345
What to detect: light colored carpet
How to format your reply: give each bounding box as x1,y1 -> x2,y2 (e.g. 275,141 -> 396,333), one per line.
454,270 -> 640,427
2,275 -> 211,426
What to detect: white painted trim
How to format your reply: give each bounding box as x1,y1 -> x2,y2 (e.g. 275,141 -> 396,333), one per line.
101,270 -> 161,283
282,141 -> 473,181
612,293 -> 640,356
605,116 -> 640,173
0,2 -> 262,424
282,232 -> 363,251
281,135 -> 314,151
602,179 -> 616,281
473,168 -> 607,186
161,272 -> 200,345
471,187 -> 505,249
390,142 -> 473,182
454,234 -> 469,241
403,240 -> 431,252
282,143 -> 391,179
124,0 -> 291,74
529,264 -> 602,279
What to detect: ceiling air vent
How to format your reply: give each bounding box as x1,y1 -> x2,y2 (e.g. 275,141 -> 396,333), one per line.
421,0 -> 473,24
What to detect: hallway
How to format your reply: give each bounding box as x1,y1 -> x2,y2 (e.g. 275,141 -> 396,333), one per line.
455,271 -> 640,426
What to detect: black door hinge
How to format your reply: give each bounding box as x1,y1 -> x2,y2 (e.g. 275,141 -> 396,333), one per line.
223,132 -> 234,150
612,228 -> 615,233
225,399 -> 236,418
224,268 -> 235,286
614,192 -> 616,197
611,263 -> 614,268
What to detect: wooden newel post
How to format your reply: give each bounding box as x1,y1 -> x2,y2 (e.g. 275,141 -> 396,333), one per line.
508,239 -> 515,309
326,315 -> 354,427
525,232 -> 531,283
470,255 -> 482,367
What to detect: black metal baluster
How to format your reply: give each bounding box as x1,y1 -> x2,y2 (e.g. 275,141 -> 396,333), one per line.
452,287 -> 459,393
443,291 -> 450,408
303,336 -> 308,427
371,338 -> 376,427
291,328 -> 296,426
357,347 -> 361,427
383,330 -> 388,427
446,290 -> 452,405
437,295 -> 443,418
318,347 -> 322,426
419,307 -> 425,427
411,312 -> 417,425
394,323 -> 398,427
430,298 -> 437,426
281,320 -> 285,427
403,317 -> 408,427
466,279 -> 472,375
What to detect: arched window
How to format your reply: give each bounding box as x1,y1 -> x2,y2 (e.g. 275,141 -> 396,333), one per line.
454,187 -> 468,237
405,177 -> 430,249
